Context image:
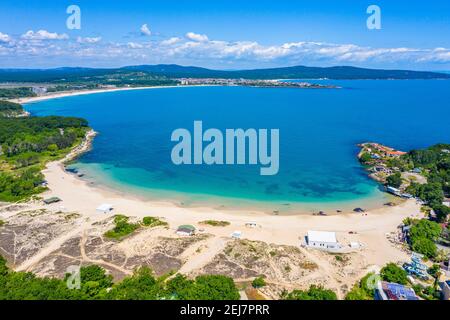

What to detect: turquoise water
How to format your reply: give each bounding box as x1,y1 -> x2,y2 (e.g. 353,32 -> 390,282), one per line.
26,80 -> 450,213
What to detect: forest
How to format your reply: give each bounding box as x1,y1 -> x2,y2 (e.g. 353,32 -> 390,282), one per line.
0,101 -> 89,201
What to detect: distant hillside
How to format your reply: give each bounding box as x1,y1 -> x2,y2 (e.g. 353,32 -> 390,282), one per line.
0,67 -> 114,82
124,64 -> 450,80
0,64 -> 449,82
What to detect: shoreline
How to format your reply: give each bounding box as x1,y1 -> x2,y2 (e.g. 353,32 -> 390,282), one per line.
38,142 -> 424,267
11,85 -> 217,104
65,163 -> 396,216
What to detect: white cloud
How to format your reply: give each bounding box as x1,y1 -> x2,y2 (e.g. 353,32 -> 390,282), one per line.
0,32 -> 11,43
161,37 -> 181,46
21,30 -> 69,40
140,24 -> 151,36
77,36 -> 102,44
185,32 -> 209,42
127,42 -> 144,49
3,29 -> 450,68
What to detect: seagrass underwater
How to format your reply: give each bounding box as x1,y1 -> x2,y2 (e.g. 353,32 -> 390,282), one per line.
171,121 -> 280,176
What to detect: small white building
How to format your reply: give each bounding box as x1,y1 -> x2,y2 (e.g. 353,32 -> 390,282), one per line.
176,225 -> 196,236
96,203 -> 113,213
245,222 -> 258,228
306,231 -> 340,250
231,231 -> 242,239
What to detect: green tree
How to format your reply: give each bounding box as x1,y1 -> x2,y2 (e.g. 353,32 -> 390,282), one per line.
47,144 -> 59,155
386,172 -> 402,188
345,273 -> 375,300
191,275 -> 240,300
433,205 -> 450,223
283,285 -> 337,300
166,274 -> 240,300
107,267 -> 164,300
359,153 -> 372,164
409,219 -> 442,242
380,263 -> 408,285
0,255 -> 8,277
411,237 -> 437,258
252,277 -> 266,288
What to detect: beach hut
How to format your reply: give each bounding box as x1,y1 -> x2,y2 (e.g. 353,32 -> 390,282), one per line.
306,230 -> 340,250
386,186 -> 401,196
96,203 -> 113,213
231,231 -> 242,239
43,197 -> 61,205
350,242 -> 362,249
176,225 -> 196,236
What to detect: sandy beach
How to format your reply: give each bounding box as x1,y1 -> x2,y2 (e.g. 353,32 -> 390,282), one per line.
10,85 -> 215,104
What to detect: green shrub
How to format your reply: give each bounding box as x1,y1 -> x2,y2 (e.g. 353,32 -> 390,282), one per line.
252,277 -> 266,288
142,216 -> 168,228
199,220 -> 230,227
104,215 -> 140,240
282,285 -> 337,300
380,263 -> 408,285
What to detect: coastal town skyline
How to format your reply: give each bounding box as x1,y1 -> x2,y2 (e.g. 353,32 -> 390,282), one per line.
1,0 -> 450,70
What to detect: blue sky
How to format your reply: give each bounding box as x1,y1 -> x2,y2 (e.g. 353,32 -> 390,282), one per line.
0,0 -> 449,70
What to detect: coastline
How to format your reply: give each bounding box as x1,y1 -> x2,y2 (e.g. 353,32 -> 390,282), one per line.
22,84 -> 397,215
12,108 -> 425,291
11,85 -> 216,104
65,162 -> 396,216
39,138 -> 423,266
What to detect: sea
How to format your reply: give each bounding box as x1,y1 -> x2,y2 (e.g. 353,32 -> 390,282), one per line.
25,80 -> 450,213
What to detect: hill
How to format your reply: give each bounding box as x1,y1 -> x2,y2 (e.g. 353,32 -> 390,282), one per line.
0,64 -> 448,82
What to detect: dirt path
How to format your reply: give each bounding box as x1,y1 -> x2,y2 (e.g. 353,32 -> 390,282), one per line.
78,230 -> 132,276
177,236 -> 229,275
15,216 -> 102,272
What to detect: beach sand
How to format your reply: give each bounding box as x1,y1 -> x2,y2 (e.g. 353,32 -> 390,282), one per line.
10,85 -> 214,104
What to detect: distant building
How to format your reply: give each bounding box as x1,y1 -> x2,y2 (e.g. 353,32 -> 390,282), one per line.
441,281 -> 450,300
386,186 -> 401,196
32,86 -> 47,95
43,197 -> 61,205
176,225 -> 196,236
306,231 -> 341,250
96,203 -> 113,213
441,259 -> 450,277
375,281 -> 419,300
231,231 -> 242,239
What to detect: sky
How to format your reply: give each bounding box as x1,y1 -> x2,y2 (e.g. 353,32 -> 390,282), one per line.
0,0 -> 449,70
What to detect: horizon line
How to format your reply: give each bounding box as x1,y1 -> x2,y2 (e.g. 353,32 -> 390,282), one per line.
0,63 -> 449,74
